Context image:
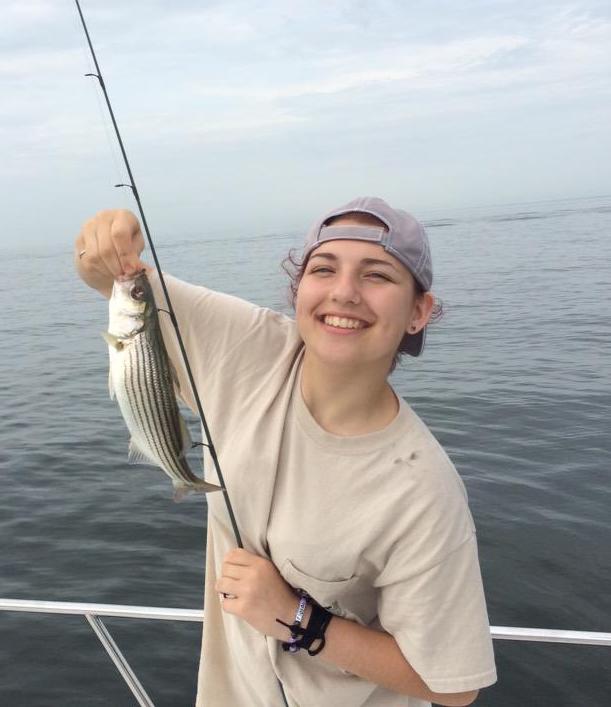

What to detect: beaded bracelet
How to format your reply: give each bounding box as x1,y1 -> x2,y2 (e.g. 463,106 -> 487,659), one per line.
276,592 -> 310,653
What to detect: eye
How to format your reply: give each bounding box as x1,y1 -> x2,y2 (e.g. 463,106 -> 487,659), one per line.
130,285 -> 145,301
366,272 -> 393,282
309,266 -> 334,275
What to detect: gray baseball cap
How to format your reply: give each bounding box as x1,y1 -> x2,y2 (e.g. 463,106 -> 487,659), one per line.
303,196 -> 433,357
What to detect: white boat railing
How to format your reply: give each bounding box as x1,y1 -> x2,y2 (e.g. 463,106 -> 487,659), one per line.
1,598 -> 610,707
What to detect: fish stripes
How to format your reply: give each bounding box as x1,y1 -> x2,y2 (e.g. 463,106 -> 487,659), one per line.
106,273 -> 220,498
134,334 -> 168,470
138,332 -> 182,480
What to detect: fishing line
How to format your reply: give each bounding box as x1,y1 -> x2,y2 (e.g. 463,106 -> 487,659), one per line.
73,0 -> 242,549
73,10 -> 128,205
74,7 -> 292,704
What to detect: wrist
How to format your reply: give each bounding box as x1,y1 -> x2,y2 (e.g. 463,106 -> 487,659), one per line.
277,597 -> 333,656
301,603 -> 313,627
274,592 -> 311,643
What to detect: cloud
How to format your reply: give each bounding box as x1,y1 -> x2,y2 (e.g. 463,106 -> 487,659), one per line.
0,48 -> 81,79
4,0 -> 58,27
188,35 -> 528,100
1,0 -> 610,244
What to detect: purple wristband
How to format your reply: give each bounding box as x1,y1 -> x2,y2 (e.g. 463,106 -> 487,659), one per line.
287,595 -> 309,652
275,592 -> 310,654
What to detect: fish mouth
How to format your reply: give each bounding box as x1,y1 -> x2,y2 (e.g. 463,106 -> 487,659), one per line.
111,271 -> 151,317
112,270 -> 149,296
116,268 -> 148,283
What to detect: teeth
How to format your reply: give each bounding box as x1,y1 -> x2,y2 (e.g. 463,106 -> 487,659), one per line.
323,315 -> 365,330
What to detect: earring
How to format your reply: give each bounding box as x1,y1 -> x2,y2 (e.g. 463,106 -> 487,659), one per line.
409,324 -> 417,333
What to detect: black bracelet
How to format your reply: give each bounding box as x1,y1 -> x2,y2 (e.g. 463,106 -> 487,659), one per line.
303,603 -> 334,656
279,601 -> 334,656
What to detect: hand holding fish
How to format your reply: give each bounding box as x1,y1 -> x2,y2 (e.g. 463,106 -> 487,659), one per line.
216,548 -> 311,641
75,209 -> 148,298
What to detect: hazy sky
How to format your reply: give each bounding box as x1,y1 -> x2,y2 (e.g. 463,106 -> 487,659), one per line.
2,0 -> 610,247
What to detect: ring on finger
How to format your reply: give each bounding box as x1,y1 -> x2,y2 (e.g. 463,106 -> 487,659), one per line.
78,250 -> 86,258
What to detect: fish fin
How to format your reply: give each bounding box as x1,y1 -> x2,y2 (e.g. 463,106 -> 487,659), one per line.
199,480 -> 222,493
172,480 -> 222,503
127,438 -> 159,467
172,483 -> 190,503
102,332 -> 124,351
178,415 -> 192,459
108,367 -> 115,400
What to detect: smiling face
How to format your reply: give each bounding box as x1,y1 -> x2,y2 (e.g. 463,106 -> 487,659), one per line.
295,216 -> 428,373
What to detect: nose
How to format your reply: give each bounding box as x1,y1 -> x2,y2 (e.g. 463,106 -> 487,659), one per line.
330,271 -> 361,305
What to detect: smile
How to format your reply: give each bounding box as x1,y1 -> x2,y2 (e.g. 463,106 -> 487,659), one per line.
322,315 -> 368,330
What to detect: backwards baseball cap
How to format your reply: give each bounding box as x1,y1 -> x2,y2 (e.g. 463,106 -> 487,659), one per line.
303,196 -> 433,357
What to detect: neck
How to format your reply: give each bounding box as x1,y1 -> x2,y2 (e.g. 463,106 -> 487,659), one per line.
300,353 -> 399,436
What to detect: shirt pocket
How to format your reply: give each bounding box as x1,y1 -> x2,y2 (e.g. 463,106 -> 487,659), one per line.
281,558 -> 378,627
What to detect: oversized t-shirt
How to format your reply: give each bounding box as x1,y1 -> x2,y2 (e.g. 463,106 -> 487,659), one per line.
149,271 -> 497,707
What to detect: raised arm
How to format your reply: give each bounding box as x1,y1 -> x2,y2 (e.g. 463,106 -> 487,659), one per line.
74,209 -> 149,298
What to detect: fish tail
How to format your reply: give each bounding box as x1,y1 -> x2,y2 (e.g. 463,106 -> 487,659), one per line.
172,480 -> 222,503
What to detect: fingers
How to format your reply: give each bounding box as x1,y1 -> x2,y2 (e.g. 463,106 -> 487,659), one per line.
85,215 -> 123,280
74,218 -> 112,289
215,549 -> 264,607
224,548 -> 255,566
218,593 -> 238,615
76,208 -> 146,278
110,210 -> 146,275
220,563 -> 242,581
216,577 -> 240,596
216,554 -> 250,595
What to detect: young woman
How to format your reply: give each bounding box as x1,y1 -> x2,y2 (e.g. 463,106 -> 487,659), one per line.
75,197 -> 497,707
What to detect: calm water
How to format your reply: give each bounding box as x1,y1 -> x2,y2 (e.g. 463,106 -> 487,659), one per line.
1,196 -> 610,706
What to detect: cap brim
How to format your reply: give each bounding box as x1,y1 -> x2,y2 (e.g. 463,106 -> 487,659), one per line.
399,326 -> 426,357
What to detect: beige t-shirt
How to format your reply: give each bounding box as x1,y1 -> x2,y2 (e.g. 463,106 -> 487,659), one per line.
150,271 -> 497,707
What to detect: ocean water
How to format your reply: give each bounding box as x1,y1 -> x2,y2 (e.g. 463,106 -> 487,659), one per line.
1,195 -> 610,706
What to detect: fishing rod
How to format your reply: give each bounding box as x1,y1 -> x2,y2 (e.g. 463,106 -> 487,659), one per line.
74,9 -> 291,703
73,0 -> 243,548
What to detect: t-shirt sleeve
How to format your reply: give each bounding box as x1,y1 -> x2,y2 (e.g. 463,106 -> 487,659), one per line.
147,269 -> 300,413
375,533 -> 497,694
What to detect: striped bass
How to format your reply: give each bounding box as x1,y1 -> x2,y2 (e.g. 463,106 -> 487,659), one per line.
103,271 -> 221,500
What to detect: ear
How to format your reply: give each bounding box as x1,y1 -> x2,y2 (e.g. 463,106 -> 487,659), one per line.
406,291 -> 435,335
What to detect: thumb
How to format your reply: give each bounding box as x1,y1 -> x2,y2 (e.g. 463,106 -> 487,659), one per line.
109,209 -> 146,275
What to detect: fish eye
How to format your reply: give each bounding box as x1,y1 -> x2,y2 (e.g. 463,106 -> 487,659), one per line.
130,285 -> 145,301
